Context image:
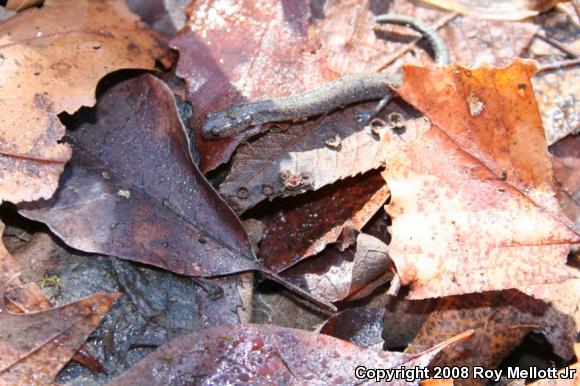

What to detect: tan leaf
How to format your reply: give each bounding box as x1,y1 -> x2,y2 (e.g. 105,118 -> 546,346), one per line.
420,0 -> 560,21
0,0 -> 165,204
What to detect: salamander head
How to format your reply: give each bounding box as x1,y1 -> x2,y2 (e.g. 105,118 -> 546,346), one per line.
202,108 -> 254,139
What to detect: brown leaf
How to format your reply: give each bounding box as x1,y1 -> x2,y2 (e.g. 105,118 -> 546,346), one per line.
381,59 -> 579,298
108,324 -> 472,385
256,170 -> 390,272
0,223 -> 118,384
19,74 -> 332,310
171,0 -> 329,173
420,0 -> 560,20
220,100 -> 420,213
408,290 -> 577,383
0,288 -> 119,384
550,135 -> 580,228
0,221 -> 104,372
19,74 -> 262,277
0,0 -> 165,204
282,233 -> 394,303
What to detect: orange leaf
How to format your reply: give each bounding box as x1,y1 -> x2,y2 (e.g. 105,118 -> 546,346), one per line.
381,59 -> 579,298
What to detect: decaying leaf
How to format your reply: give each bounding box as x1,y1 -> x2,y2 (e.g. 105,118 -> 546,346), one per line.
420,0 -> 560,20
108,324 -> 472,385
220,101 -> 421,213
282,233 -> 394,303
0,221 -> 104,372
550,135 -> 580,228
381,59 -> 579,298
171,0 -> 329,173
0,0 -> 165,204
408,290 -> 577,382
19,74 -> 332,310
256,170 -> 390,272
533,68 -> 579,146
0,221 -> 118,384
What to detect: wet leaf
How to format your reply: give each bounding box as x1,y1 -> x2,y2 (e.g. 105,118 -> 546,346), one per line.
19,74 -> 332,310
109,324 -> 472,386
171,0 -> 329,173
381,59 -> 579,298
0,0 -> 165,204
0,221 -> 104,372
20,74 -> 262,277
0,221 -> 118,384
256,170 -> 390,272
282,233 -> 394,303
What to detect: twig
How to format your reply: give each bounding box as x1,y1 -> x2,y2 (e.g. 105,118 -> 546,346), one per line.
535,30 -> 579,58
537,58 -> 580,73
373,12 -> 459,72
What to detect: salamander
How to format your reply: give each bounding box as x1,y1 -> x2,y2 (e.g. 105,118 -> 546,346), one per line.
202,14 -> 449,140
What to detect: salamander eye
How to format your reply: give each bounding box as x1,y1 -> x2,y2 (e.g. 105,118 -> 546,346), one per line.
211,128 -> 221,137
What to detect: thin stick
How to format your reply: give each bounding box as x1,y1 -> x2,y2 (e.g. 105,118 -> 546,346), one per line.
536,31 -> 579,58
537,58 -> 580,73
374,12 -> 459,72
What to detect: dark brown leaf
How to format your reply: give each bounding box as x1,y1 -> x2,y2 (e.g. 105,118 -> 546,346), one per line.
408,290 -> 577,384
19,74 -> 332,310
256,170 -> 389,272
171,0 -> 329,173
0,229 -> 118,384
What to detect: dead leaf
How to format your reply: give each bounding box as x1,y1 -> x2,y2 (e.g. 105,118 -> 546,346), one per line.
108,324 -> 472,385
0,288 -> 119,384
550,135 -> 580,228
256,170 -> 390,272
0,223 -> 118,384
19,74 -> 263,277
420,0 -> 560,20
171,0 -> 330,173
220,100 -> 421,213
18,74 -> 332,310
0,0 -> 165,204
282,233 -> 394,303
0,220 -> 104,372
408,290 -> 577,384
533,68 -> 580,146
381,59 -> 579,298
